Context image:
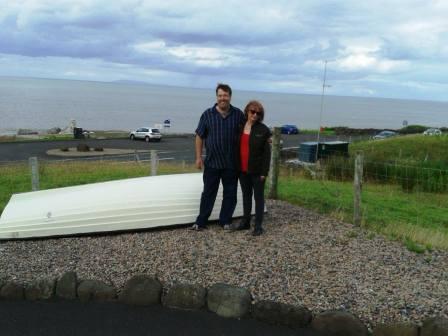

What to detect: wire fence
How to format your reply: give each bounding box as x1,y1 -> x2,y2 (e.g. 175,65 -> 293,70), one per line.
1,144 -> 447,249
0,149 -> 197,212
279,147 -> 448,250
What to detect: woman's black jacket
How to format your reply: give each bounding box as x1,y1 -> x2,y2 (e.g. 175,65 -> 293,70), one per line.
236,122 -> 271,176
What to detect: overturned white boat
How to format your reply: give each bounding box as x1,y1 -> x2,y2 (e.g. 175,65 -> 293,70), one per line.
0,173 -> 253,240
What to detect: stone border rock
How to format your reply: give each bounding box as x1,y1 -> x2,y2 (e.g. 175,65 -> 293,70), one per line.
162,282 -> 206,310
1,272 -> 447,335
119,275 -> 162,305
207,283 -> 251,318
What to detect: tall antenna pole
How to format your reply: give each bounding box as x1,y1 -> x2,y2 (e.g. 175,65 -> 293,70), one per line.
316,60 -> 330,162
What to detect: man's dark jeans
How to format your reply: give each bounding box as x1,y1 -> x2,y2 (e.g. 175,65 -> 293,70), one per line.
196,167 -> 238,227
239,172 -> 265,230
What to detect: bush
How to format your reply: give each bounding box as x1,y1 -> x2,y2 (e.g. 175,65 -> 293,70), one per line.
332,127 -> 380,136
399,125 -> 427,134
76,144 -> 90,152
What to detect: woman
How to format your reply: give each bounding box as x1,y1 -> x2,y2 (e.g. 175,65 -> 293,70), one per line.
235,100 -> 271,236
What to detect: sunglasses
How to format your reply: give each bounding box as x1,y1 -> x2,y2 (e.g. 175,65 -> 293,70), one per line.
248,109 -> 262,116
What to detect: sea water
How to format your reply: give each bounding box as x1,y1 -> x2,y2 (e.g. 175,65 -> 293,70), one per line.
0,76 -> 447,134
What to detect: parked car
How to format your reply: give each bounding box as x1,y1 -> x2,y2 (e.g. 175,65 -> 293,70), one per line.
129,127 -> 162,142
423,128 -> 442,136
372,130 -> 397,140
281,124 -> 299,135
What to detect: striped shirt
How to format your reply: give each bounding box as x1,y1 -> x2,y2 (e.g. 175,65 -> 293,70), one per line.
196,104 -> 245,169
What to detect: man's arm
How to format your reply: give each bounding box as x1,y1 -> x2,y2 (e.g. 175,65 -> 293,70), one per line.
195,135 -> 204,169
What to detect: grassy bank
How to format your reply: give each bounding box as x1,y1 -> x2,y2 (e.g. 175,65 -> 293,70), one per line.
278,175 -> 448,251
300,128 -> 336,136
317,135 -> 448,194
0,161 -> 197,213
350,134 -> 448,164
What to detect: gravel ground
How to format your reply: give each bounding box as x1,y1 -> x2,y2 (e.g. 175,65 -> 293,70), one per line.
1,199 -> 447,328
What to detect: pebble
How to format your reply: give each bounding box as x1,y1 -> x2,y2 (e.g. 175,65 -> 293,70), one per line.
1,199 -> 447,328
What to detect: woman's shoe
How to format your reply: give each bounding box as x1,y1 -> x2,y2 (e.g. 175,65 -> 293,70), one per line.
252,228 -> 263,236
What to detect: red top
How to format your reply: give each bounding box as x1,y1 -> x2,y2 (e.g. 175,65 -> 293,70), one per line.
240,133 -> 250,172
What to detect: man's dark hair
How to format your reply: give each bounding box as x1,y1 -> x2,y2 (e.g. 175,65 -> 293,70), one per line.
216,83 -> 232,96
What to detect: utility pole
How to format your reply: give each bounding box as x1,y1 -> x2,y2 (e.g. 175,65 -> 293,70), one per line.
315,60 -> 331,162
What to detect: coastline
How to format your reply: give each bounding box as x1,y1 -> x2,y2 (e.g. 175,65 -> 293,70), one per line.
0,129 -> 195,143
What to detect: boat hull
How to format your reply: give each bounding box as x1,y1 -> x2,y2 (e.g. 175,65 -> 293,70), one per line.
0,173 -> 257,240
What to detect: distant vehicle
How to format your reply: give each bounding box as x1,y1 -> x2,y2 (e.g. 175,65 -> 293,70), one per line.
129,127 -> 162,142
281,125 -> 299,135
423,128 -> 442,136
372,130 -> 397,140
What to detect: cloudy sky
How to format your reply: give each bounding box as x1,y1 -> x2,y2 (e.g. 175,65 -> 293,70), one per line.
1,0 -> 447,101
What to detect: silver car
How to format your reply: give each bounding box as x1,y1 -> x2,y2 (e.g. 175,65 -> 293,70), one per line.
129,127 -> 162,142
373,130 -> 397,140
423,128 -> 442,136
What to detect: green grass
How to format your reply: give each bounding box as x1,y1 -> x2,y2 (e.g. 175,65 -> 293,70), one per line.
0,134 -> 74,142
320,135 -> 448,193
288,135 -> 448,251
350,134 -> 448,165
0,135 -> 17,142
300,129 -> 336,136
1,159 -> 447,251
0,164 -> 31,212
38,134 -> 78,141
278,175 -> 448,251
0,161 -> 197,213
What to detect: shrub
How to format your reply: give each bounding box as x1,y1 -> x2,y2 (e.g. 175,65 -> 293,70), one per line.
399,125 -> 427,134
332,127 -> 380,136
76,144 -> 90,152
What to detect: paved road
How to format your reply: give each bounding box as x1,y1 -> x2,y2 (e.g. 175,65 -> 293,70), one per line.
0,134 -> 361,163
0,136 -> 196,163
0,300 -> 321,336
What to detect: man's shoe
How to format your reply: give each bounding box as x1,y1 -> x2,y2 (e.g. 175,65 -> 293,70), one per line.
190,224 -> 205,231
235,224 -> 250,231
252,228 -> 263,236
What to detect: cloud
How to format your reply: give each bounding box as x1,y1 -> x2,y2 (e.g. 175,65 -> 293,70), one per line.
333,51 -> 410,73
134,41 -> 248,68
0,0 -> 447,101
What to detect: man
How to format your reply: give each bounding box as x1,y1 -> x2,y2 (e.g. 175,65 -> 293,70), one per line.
191,83 -> 245,231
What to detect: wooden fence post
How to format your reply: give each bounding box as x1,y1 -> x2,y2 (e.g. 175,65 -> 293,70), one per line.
29,156 -> 40,191
267,127 -> 281,199
151,150 -> 158,176
353,151 -> 363,226
134,150 -> 140,164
